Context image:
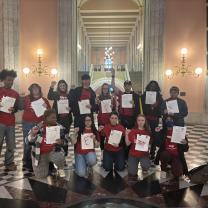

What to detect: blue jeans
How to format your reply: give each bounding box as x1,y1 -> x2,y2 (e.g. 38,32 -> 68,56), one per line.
22,121 -> 36,168
75,152 -> 97,177
0,124 -> 15,166
103,149 -> 125,171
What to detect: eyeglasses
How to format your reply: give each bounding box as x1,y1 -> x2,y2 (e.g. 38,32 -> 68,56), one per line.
85,119 -> 92,122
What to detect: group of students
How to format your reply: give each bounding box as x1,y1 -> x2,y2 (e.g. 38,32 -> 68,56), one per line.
0,69 -> 189,180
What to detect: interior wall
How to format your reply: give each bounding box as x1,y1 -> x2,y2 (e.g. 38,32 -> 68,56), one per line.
163,0 -> 206,113
19,0 -> 58,97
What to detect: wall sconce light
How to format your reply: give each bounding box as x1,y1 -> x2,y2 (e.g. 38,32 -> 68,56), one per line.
22,49 -> 58,77
165,48 -> 203,79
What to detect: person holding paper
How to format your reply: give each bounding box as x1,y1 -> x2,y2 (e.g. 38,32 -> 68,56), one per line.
96,83 -> 116,126
27,109 -> 66,178
141,81 -> 163,160
118,80 -> 140,129
99,112 -> 126,172
126,115 -> 151,178
0,69 -> 19,171
69,74 -> 96,128
117,80 -> 140,162
161,86 -> 188,127
48,80 -> 73,157
70,115 -> 99,178
19,83 -> 50,171
154,116 -> 189,179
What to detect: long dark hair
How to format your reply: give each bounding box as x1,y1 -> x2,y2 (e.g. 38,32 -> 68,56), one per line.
57,80 -> 68,93
28,83 -> 42,101
134,114 -> 150,132
78,114 -> 98,137
99,83 -> 111,100
145,80 -> 161,92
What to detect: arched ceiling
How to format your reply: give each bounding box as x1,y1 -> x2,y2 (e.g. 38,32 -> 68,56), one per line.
78,0 -> 144,48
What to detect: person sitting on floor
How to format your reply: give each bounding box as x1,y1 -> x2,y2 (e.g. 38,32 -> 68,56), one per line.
28,109 -> 66,178
154,116 -> 189,179
70,114 -> 99,178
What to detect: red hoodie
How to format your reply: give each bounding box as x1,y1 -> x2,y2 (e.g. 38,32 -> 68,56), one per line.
22,95 -> 50,123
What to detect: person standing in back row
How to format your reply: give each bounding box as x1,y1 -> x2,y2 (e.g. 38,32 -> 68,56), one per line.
0,69 -> 19,171
161,86 -> 188,127
69,74 -> 96,128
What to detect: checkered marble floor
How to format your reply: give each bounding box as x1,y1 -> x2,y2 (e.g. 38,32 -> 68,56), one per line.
0,124 -> 207,186
0,123 -> 207,207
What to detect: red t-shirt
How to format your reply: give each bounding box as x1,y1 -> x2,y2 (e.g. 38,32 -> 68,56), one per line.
75,128 -> 99,154
97,97 -> 116,125
0,87 -> 19,126
22,96 -> 50,123
128,129 -> 150,157
118,92 -> 133,117
80,88 -> 91,100
164,129 -> 179,156
40,126 -> 54,154
101,124 -> 125,152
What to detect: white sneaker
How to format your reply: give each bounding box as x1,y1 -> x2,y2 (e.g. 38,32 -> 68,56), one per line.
58,169 -> 65,178
160,171 -> 167,179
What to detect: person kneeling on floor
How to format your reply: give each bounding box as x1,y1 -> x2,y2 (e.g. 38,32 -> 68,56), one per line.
154,116 -> 189,179
27,109 -> 66,178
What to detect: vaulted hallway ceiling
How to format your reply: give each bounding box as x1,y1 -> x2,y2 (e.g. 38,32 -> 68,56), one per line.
79,0 -> 143,48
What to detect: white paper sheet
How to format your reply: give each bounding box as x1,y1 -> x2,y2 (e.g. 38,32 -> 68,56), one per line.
135,135 -> 150,152
166,100 -> 179,114
108,130 -> 123,146
46,126 -> 60,144
171,126 -> 186,144
121,94 -> 133,108
101,99 -> 112,113
0,96 -> 16,113
78,99 -> 91,115
145,91 -> 157,105
31,98 -> 47,117
57,99 -> 69,114
81,133 -> 94,149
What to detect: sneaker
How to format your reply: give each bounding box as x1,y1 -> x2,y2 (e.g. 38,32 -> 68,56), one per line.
160,171 -> 167,179
57,169 -> 65,178
5,163 -> 17,171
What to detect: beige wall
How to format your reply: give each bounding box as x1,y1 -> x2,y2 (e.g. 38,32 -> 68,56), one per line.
19,0 -> 58,97
91,47 -> 127,65
163,0 -> 206,113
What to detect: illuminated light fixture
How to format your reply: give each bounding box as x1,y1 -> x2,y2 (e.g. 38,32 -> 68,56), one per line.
165,48 -> 203,79
78,44 -> 82,50
22,49 -> 58,77
22,67 -> 30,76
51,68 -> 58,76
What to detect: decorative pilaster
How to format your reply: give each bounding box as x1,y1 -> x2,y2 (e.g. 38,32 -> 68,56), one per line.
58,0 -> 78,86
143,0 -> 164,89
0,0 -> 20,89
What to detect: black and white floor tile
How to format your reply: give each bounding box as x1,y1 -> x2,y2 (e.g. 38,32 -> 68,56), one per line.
0,123 -> 207,207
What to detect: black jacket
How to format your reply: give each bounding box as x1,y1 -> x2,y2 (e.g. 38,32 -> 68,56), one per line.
160,97 -> 188,126
154,129 -> 189,175
141,91 -> 163,118
68,86 -> 96,117
47,88 -> 72,130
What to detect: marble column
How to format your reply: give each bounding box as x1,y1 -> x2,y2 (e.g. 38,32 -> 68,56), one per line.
0,0 -> 20,89
143,0 -> 164,89
58,0 -> 78,86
